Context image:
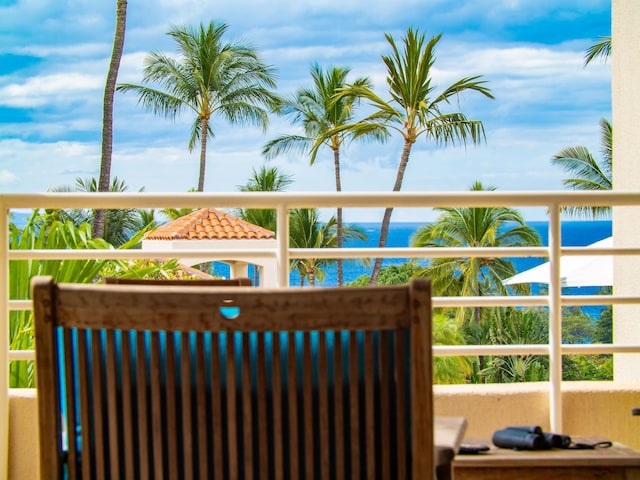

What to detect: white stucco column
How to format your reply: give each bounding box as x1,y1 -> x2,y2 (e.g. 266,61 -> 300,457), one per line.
612,0 -> 640,381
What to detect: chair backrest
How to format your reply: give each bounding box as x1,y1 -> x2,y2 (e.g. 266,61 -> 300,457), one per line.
32,277 -> 433,480
103,277 -> 253,286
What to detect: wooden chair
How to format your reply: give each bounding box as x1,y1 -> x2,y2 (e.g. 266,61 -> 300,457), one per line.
32,277 -> 433,479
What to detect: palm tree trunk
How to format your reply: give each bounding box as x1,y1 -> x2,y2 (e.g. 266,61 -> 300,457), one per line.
333,147 -> 344,286
197,116 -> 209,192
369,140 -> 413,285
94,0 -> 127,239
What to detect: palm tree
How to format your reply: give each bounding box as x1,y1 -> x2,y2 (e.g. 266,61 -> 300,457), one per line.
263,64 -> 382,286
584,36 -> 611,66
551,118 -> 612,218
117,21 -> 280,191
94,0 -> 128,239
330,28 -> 494,284
289,208 -> 366,286
236,165 -> 294,231
411,182 -> 541,325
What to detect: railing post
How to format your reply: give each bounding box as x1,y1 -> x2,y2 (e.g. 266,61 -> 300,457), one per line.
0,202 -> 9,476
276,204 -> 290,287
548,204 -> 563,433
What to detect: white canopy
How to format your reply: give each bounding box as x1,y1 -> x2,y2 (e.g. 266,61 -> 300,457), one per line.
502,237 -> 613,287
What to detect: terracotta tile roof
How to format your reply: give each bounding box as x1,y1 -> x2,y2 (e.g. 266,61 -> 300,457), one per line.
144,208 -> 275,240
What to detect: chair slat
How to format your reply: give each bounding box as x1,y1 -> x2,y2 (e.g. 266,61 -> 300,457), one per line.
302,332 -> 314,480
120,333 -> 135,480
395,330 -> 408,480
135,332 -> 150,480
226,333 -> 239,479
76,330 -> 93,480
348,332 -> 360,480
333,331 -> 345,480
271,333 -> 284,480
364,331 -> 376,477
195,333 -> 208,480
164,333 -> 178,479
287,332 -> 299,479
241,333 -> 254,480
63,329 -> 78,479
91,330 -> 106,478
318,333 -> 330,479
256,333 -> 269,478
105,330 -> 121,480
379,331 -> 392,480
210,333 -> 224,480
149,332 -> 164,480
180,333 -> 194,480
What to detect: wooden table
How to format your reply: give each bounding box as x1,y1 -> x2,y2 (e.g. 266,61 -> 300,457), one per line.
452,437 -> 640,480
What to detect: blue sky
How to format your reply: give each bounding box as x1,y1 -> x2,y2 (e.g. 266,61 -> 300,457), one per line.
0,0 -> 611,221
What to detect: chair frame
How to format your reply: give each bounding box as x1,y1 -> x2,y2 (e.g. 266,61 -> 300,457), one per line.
32,276 -> 433,479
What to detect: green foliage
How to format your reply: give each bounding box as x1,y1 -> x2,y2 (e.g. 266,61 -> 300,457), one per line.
9,211 -> 191,387
562,307 -> 596,344
594,305 -> 613,344
348,262 -> 423,286
9,211 -> 113,387
551,118 -> 612,219
563,354 -> 612,381
433,313 -> 472,384
477,308 -> 549,383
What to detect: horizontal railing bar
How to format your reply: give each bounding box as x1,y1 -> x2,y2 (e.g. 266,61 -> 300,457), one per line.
433,296 -> 548,307
290,246 -> 550,259
3,190 -> 640,209
9,246 -> 638,261
10,295 -> 640,311
434,345 -> 550,356
11,343 -> 640,362
8,249 -> 278,260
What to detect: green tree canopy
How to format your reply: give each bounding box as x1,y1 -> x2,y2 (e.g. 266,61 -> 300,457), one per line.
118,21 -> 281,191
328,28 -> 494,284
551,118 -> 612,219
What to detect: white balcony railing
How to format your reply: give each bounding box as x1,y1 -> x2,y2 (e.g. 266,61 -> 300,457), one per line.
2,190 -> 640,468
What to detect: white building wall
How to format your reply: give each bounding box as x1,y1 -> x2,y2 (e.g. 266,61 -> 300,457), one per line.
612,0 -> 640,381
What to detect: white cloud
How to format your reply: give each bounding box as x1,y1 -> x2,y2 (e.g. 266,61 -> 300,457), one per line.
0,73 -> 104,107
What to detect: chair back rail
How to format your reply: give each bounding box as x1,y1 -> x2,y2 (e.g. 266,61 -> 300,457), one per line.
32,276 -> 433,479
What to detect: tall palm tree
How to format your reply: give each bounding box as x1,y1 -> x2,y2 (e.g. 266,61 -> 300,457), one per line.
584,35 -> 611,66
236,165 -> 294,231
411,182 -> 541,325
263,64 -> 382,286
94,0 -> 128,239
117,21 -> 281,191
551,118 -> 612,218
289,208 -> 366,286
330,28 -> 494,284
